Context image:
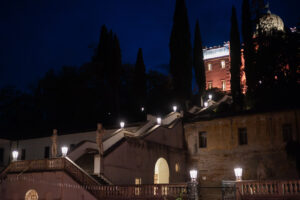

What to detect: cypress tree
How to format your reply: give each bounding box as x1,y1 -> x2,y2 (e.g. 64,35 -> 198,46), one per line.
134,48 -> 147,107
242,0 -> 256,98
230,6 -> 242,108
169,0 -> 192,108
193,20 -> 206,99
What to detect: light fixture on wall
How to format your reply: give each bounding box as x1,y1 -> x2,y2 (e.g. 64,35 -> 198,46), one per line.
234,167 -> 243,181
157,117 -> 161,125
120,121 -> 125,129
12,150 -> 19,162
189,169 -> 198,182
173,105 -> 177,112
61,146 -> 68,157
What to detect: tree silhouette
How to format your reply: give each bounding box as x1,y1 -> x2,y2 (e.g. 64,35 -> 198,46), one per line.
193,20 -> 206,103
169,0 -> 192,109
230,6 -> 243,109
134,48 -> 147,109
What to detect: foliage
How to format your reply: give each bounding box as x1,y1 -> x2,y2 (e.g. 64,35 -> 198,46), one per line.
169,0 -> 192,109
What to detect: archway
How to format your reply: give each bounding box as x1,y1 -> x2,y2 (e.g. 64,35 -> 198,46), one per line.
25,189 -> 38,200
154,157 -> 169,184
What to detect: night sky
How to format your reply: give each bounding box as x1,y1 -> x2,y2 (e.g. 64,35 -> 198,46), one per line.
0,0 -> 299,90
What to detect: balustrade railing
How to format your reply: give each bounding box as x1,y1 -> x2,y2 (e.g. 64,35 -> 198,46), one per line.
236,180 -> 300,200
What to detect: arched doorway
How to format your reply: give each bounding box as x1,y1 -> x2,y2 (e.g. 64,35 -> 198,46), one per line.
25,189 -> 38,200
154,157 -> 169,184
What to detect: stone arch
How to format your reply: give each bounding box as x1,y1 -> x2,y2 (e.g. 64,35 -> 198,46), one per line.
154,157 -> 170,184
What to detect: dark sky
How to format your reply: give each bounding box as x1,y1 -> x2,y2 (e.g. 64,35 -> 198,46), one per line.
0,0 -> 299,90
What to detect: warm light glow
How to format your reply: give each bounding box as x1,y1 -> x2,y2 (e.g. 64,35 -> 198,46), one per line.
141,107 -> 145,112
190,169 -> 198,181
204,102 -> 208,107
173,105 -> 177,112
234,167 -> 243,181
157,117 -> 161,125
208,94 -> 212,100
12,150 -> 18,161
61,146 -> 68,157
120,121 -> 125,129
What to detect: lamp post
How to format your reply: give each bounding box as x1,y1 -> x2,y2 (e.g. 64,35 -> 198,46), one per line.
234,168 -> 243,181
61,146 -> 68,157
157,117 -> 161,125
173,105 -> 177,112
204,102 -> 208,107
188,169 -> 198,200
12,150 -> 19,162
120,121 -> 125,129
208,94 -> 212,100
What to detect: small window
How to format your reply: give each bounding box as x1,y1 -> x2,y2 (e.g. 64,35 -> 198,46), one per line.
21,149 -> 26,160
221,60 -> 226,69
199,132 -> 207,148
238,128 -> 247,145
175,163 -> 180,172
208,63 -> 212,71
135,178 -> 142,185
208,82 -> 213,89
44,146 -> 50,158
222,80 -> 226,91
0,148 -> 4,164
282,124 -> 292,142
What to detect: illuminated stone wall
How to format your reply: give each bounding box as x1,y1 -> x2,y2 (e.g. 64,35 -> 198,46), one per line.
185,109 -> 299,183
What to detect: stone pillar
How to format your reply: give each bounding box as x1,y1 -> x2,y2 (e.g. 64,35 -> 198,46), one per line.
188,181 -> 198,200
96,123 -> 104,175
51,129 -> 58,158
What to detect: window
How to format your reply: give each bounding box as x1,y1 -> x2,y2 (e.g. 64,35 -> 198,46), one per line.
21,149 -> 26,160
135,178 -> 142,185
175,163 -> 180,172
44,146 -> 50,158
208,81 -> 213,89
135,178 -> 142,195
208,63 -> 212,71
221,60 -> 226,69
222,80 -> 226,91
199,132 -> 207,148
0,148 -> 4,164
282,124 -> 292,142
238,128 -> 247,145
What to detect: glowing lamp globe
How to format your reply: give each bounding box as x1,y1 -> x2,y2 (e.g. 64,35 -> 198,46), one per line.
234,167 -> 243,181
157,117 -> 162,125
204,102 -> 208,107
141,107 -> 145,112
120,121 -> 125,129
12,150 -> 19,162
190,169 -> 198,181
208,94 -> 212,100
173,105 -> 177,112
61,146 -> 68,157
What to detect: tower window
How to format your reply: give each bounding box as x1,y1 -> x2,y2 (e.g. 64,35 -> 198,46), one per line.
208,81 -> 213,89
208,63 -> 212,71
221,60 -> 226,69
222,80 -> 226,91
199,132 -> 207,148
238,128 -> 247,145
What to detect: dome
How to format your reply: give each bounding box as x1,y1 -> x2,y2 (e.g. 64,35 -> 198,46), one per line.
256,12 -> 285,34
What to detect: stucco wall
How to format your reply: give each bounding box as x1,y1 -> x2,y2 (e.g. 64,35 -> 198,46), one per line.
0,171 -> 96,200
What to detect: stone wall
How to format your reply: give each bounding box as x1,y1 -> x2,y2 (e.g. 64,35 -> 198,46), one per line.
185,109 -> 300,199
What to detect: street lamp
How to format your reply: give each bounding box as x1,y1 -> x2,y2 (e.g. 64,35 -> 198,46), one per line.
190,169 -> 198,182
141,107 -> 145,112
204,102 -> 208,107
234,167 -> 243,181
120,121 -> 125,129
12,150 -> 19,162
208,94 -> 212,100
173,105 -> 177,112
61,146 -> 68,157
157,117 -> 161,125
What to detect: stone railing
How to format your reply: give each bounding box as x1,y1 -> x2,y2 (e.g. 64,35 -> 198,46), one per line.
0,158 -> 188,199
236,180 -> 300,200
93,183 -> 188,200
